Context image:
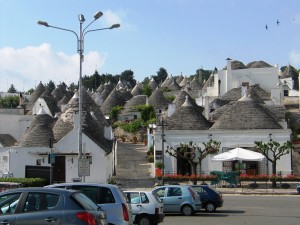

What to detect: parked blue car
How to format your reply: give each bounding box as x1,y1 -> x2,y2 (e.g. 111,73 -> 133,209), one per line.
297,184 -> 300,194
191,185 -> 223,212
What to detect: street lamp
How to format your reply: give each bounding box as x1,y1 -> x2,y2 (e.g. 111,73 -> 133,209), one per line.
37,12 -> 120,180
156,113 -> 167,185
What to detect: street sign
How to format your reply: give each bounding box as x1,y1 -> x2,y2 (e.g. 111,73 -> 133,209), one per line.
48,153 -> 55,164
78,158 -> 90,176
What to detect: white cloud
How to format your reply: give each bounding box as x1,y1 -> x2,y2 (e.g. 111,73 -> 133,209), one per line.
0,44 -> 105,92
289,50 -> 300,67
103,10 -> 122,26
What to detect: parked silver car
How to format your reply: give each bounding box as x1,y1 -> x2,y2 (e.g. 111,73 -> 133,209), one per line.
46,183 -> 133,225
153,185 -> 201,216
0,187 -> 108,225
124,190 -> 164,225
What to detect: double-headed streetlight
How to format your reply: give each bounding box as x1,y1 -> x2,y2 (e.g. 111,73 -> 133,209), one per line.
37,12 -> 120,180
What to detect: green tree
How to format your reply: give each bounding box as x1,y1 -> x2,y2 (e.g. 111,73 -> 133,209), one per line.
46,80 -> 56,93
143,84 -> 152,97
110,106 -> 124,123
68,82 -> 78,92
7,84 -> 17,93
0,95 -> 19,108
166,139 -> 221,184
254,140 -> 292,187
142,77 -> 150,85
153,67 -> 168,84
27,88 -> 35,94
120,70 -> 136,88
134,105 -> 156,122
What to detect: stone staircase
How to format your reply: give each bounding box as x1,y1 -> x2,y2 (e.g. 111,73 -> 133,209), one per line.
113,141 -> 155,190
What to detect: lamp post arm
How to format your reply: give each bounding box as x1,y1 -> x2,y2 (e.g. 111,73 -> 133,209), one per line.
47,25 -> 80,52
84,27 -> 110,36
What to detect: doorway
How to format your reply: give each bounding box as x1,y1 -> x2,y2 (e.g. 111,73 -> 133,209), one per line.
52,155 -> 66,183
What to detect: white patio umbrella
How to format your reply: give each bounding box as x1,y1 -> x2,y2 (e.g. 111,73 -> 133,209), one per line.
211,147 -> 265,162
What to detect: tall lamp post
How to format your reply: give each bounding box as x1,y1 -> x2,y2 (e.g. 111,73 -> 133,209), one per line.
157,113 -> 167,185
37,12 -> 120,180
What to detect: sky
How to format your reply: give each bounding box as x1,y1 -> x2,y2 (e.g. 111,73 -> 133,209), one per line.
1,0 -> 300,92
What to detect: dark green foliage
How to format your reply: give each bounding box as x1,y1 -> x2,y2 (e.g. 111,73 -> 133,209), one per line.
120,70 -> 136,88
117,119 -> 144,134
0,177 -> 47,187
46,80 -> 56,93
152,67 -> 168,84
143,84 -> 152,97
68,82 -> 78,92
110,106 -> 124,123
166,96 -> 176,102
7,84 -> 17,93
0,95 -> 19,108
134,105 -> 156,122
27,88 -> 34,94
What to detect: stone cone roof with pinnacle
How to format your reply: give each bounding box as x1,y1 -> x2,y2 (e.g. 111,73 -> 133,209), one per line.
176,75 -> 184,84
25,82 -> 47,112
148,78 -> 158,90
173,90 -> 198,108
121,95 -> 147,114
51,84 -> 72,102
190,77 -> 202,90
53,87 -> 112,153
168,79 -> 181,91
19,108 -> 57,147
210,95 -> 282,130
147,88 -> 171,110
167,96 -> 211,130
95,83 -> 104,93
100,88 -> 132,115
131,82 -> 144,96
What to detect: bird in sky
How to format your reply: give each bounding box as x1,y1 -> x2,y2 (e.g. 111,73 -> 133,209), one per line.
265,24 -> 268,30
277,20 -> 280,25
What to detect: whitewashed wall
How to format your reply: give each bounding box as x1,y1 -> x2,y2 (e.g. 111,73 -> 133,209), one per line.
0,114 -> 34,140
153,129 -> 292,175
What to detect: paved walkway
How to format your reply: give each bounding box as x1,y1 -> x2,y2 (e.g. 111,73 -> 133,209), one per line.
113,141 -> 155,190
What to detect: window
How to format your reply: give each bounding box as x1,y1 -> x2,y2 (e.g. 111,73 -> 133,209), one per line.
127,193 -> 140,204
0,193 -> 21,214
154,188 -> 165,198
140,193 -> 149,203
24,193 -> 59,212
167,187 -> 182,197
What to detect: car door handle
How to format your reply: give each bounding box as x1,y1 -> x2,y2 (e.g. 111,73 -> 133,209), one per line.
44,217 -> 57,222
137,204 -> 142,207
178,197 -> 182,199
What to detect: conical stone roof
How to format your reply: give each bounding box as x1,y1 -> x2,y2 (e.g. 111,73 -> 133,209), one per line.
210,96 -> 282,130
190,77 -> 202,90
167,96 -> 211,130
148,78 -> 158,90
147,88 -> 170,110
19,109 -> 57,147
131,82 -> 144,96
53,87 -> 112,152
100,88 -> 132,115
25,82 -> 47,111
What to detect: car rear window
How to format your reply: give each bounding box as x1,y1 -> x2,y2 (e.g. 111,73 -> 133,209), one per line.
151,191 -> 163,203
72,192 -> 99,210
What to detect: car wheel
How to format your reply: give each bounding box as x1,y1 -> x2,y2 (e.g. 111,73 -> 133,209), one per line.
181,204 -> 194,216
205,202 -> 216,212
138,216 -> 152,225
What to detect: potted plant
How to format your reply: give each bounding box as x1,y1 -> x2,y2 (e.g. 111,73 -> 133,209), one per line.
155,161 -> 163,177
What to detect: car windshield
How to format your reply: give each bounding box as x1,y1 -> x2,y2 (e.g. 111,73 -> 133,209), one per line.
72,192 -> 99,211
